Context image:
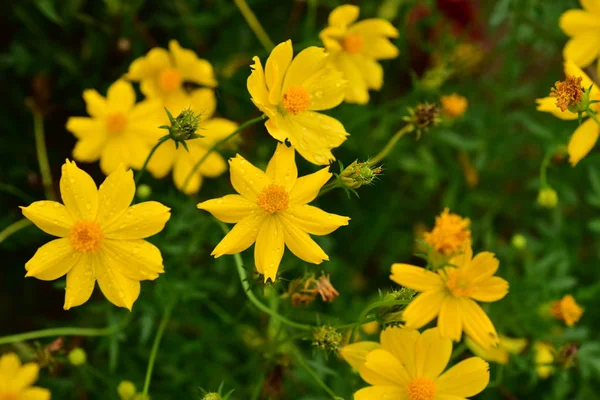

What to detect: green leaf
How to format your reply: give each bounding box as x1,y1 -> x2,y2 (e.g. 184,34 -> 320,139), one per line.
35,0 -> 63,24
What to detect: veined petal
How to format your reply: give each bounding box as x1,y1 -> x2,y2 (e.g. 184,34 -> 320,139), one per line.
96,252 -> 140,310
329,4 -> 359,27
563,35 -> 600,68
459,298 -> 499,349
390,264 -> 444,292
25,238 -> 81,281
197,194 -> 258,223
470,277 -> 509,302
266,143 -> 298,190
169,40 -> 217,87
302,63 -> 347,111
340,341 -> 381,370
82,89 -> 107,117
535,96 -> 578,120
415,328 -> 452,380
106,80 -> 136,113
380,327 -> 419,378
288,167 -> 331,205
13,363 -> 39,391
18,387 -> 51,400
229,154 -> 271,201
102,239 -> 164,280
436,357 -> 490,398
559,9 -> 600,36
281,46 -> 327,94
354,386 -> 407,400
127,47 -> 171,81
64,254 -> 97,310
60,160 -> 98,221
103,201 -> 170,240
21,201 -> 74,237
279,214 -> 329,264
173,153 -> 204,195
360,349 -> 410,387
66,117 -> 105,140
96,164 -> 135,228
283,204 -> 349,235
248,56 -> 270,105
463,251 -> 499,282
402,290 -> 445,330
265,40 -> 293,103
568,117 -> 599,166
349,19 -> 399,38
438,296 -> 463,342
254,215 -> 285,282
211,213 -> 265,257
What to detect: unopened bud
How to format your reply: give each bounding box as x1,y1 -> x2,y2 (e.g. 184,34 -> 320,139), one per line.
68,348 -> 86,366
313,326 -> 343,352
136,184 -> 152,200
201,394 -> 222,400
340,160 -> 382,190
117,381 -> 137,400
511,234 -> 527,250
537,188 -> 558,208
159,108 -> 203,151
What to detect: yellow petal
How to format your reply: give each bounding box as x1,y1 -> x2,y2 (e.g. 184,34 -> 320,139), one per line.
283,204 -> 349,235
279,214 -> 329,264
448,244 -> 473,268
73,135 -> 106,162
95,165 -> 135,228
106,80 -> 136,113
173,154 -> 204,195
288,167 -> 331,205
564,59 -> 595,90
64,254 -> 97,310
340,341 -> 381,370
21,201 -> 74,238
559,9 -> 600,36
103,201 -> 170,240
301,62 -> 347,111
96,261 -> 140,310
402,290 -> 445,330
228,154 -> 271,201
265,40 -> 293,103
82,89 -> 107,117
127,47 -> 171,81
462,251 -> 499,282
66,117 -> 104,140
25,238 -> 81,281
60,160 -> 98,220
13,362 -> 39,391
470,277 -> 509,302
352,55 -> 384,91
202,118 -> 239,143
18,387 -> 51,400
438,296 -> 463,342
0,353 -> 21,376
359,349 -> 410,386
582,0 -> 600,15
247,56 -> 270,106
459,298 -> 499,349
563,35 -> 600,68
212,213 -> 265,257
188,88 -> 217,120
191,146 -> 227,178
100,135 -> 150,174
169,40 -> 217,87
147,141 -> 178,179
102,239 -> 164,280
535,96 -> 578,120
500,336 -> 528,354
281,46 -> 328,94
435,357 -> 490,397
465,336 -> 508,364
568,117 -> 600,166
354,386 -> 406,400
349,19 -> 399,38
319,26 -> 345,52
390,264 -> 444,292
198,195 -> 258,223
336,54 -> 369,104
361,36 -> 399,60
415,328 -> 452,379
254,215 -> 285,282
329,4 -> 359,27
266,143 -> 298,190
534,342 -> 555,379
379,327 -> 419,377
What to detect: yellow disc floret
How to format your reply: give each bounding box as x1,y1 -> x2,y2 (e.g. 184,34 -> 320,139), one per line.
407,376 -> 436,400
445,268 -> 474,298
257,184 -> 289,214
158,67 -> 183,92
70,220 -> 104,253
424,208 -> 471,255
342,34 -> 364,54
105,113 -> 128,134
282,85 -> 310,115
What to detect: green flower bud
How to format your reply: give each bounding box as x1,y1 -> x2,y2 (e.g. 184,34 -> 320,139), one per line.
159,108 -> 204,151
511,234 -> 527,250
340,160 -> 383,190
313,326 -> 343,352
202,394 -> 222,400
136,184 -> 152,200
537,188 -> 558,209
117,380 -> 137,400
68,347 -> 86,366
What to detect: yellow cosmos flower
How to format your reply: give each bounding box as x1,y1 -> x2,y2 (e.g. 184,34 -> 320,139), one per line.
536,60 -> 600,166
441,93 -> 468,119
559,0 -> 600,68
353,327 -> 490,400
534,342 -> 555,379
319,5 -> 399,104
465,335 -> 527,365
66,80 -> 163,175
550,294 -> 584,327
146,89 -> 238,194
247,40 -> 349,165
390,246 -> 509,349
21,161 -> 171,310
197,143 -> 350,282
423,208 -> 471,256
0,353 -> 50,400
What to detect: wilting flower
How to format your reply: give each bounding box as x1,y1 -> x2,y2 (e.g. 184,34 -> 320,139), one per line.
534,342 -> 555,379
197,144 -> 349,282
319,4 -> 399,104
66,80 -> 163,175
441,93 -> 468,119
466,335 -> 527,365
403,102 -> 441,137
424,208 -> 471,257
391,246 -> 509,349
0,353 -> 50,400
247,40 -> 348,165
21,161 -> 170,310
288,273 -> 339,305
550,75 -> 584,112
559,1 -> 600,68
550,294 -> 584,327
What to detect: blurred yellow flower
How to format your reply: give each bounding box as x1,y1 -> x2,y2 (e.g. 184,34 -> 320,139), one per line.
340,340 -> 380,371
197,143 -> 349,282
360,321 -> 380,335
424,208 -> 471,256
247,40 -> 348,165
536,60 -> 600,166
21,161 -> 170,310
117,380 -> 137,400
559,0 -> 600,68
319,5 -> 399,104
465,335 -> 527,365
441,93 -> 468,119
390,246 -> 509,349
0,353 -> 50,400
534,342 -> 555,379
352,327 -> 489,400
550,294 -> 583,327
66,80 -> 163,175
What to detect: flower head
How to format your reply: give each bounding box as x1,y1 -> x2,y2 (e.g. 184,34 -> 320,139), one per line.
441,93 -> 468,119
0,353 -> 50,400
537,187 -> 558,208
550,294 -> 583,327
391,246 -> 509,349
550,75 -> 584,112
68,348 -> 87,366
66,80 -> 164,175
424,208 -> 471,256
21,161 -> 171,310
465,335 -> 527,365
403,103 -> 441,137
313,325 -> 343,352
559,1 -> 600,68
197,143 -> 350,282
319,5 -> 399,104
117,381 -> 137,400
247,40 -> 349,165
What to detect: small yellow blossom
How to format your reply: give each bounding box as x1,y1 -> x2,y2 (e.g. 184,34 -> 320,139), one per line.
66,80 -> 164,175
247,40 -> 349,165
350,327 -> 490,400
68,348 -> 87,366
559,1 -> 600,68
391,246 -> 509,349
441,93 -> 468,119
0,353 -> 50,400
319,5 -> 399,104
197,143 -> 350,282
21,161 -> 171,310
424,208 -> 471,256
117,381 -> 137,400
537,188 -> 558,208
466,335 -> 527,365
534,342 -> 555,379
550,294 -> 584,327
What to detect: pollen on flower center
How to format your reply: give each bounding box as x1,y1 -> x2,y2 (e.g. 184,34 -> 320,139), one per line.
257,184 -> 289,214
550,75 -> 583,112
282,85 -> 310,115
105,113 -> 128,134
407,376 -> 436,400
158,67 -> 183,92
342,34 -> 363,54
70,220 -> 104,253
445,268 -> 473,297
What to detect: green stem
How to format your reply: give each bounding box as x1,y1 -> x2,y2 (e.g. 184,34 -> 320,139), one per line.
450,342 -> 468,360
370,124 -> 414,165
0,219 -> 32,245
316,180 -> 340,198
182,115 -> 266,193
539,146 -> 556,188
0,183 -> 36,204
34,113 -> 55,200
135,137 -> 170,185
292,347 -> 340,400
487,364 -> 504,388
233,0 -> 275,52
587,107 -> 600,127
142,297 -> 177,400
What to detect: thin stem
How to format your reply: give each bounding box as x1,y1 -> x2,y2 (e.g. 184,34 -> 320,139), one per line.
0,219 -> 32,245
488,365 -> 504,388
292,347 -> 340,400
539,145 -> 558,188
182,115 -> 267,192
450,342 -> 468,361
135,137 -> 170,185
370,124 -> 414,165
316,180 -> 340,198
586,107 -> 600,127
142,297 -> 177,400
34,113 -> 55,200
233,0 -> 275,52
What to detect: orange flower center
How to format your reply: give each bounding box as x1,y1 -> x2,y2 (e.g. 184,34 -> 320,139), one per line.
158,68 -> 183,93
0,394 -> 19,400
445,268 -> 473,297
257,184 -> 289,214
407,376 -> 436,400
70,220 -> 103,253
105,113 -> 128,134
282,85 -> 310,115
342,34 -> 363,54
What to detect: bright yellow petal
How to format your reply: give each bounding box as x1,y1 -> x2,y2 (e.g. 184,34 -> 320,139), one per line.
352,55 -> 384,91
95,164 -> 135,228
64,254 -> 97,310
563,35 -> 600,67
359,349 -> 410,387
564,59 -> 595,89
462,251 -> 499,282
415,328 -> 452,379
127,47 -> 171,81
459,298 -> 499,349
349,19 -> 399,38
534,342 -> 555,379
329,4 -> 359,27
436,357 -> 490,397
438,296 -> 463,342
188,88 -> 217,120
191,145 -> 228,178
470,277 -> 509,302
147,140 -> 178,179
340,341 -> 381,371
66,117 -> 104,140
500,336 -> 528,354
402,290 -> 445,330
106,80 -> 136,113
172,153 -> 204,195
18,387 -> 51,400
448,245 -> 473,269
96,252 -> 140,310
279,214 -> 329,264
535,96 -> 578,120
13,362 -> 39,391
100,135 -> 150,174
102,239 -> 164,280
379,327 -> 419,378
354,386 -> 407,400
336,54 -> 369,104
283,204 -> 349,235
248,56 -> 270,106
73,135 -> 106,162
319,26 -> 345,52
582,0 -> 600,15
60,160 -> 98,220
360,36 -> 399,60
25,238 -> 81,281
228,154 -> 271,201
282,46 -> 327,92
390,264 -> 444,292
0,353 -> 21,376
20,201 -> 74,238
103,201 -> 170,240
559,9 -> 600,36
197,194 -> 258,223
265,40 -> 293,104
568,117 -> 600,166
288,167 -> 331,205
266,143 -> 298,190
211,213 -> 266,257
169,40 -> 217,87
82,89 -> 107,117
201,118 -> 239,143
466,336 -> 508,365
254,215 -> 285,282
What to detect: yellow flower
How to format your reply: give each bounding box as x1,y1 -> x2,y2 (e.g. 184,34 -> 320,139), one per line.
390,246 -> 509,349
146,89 -> 238,194
247,40 -> 349,165
441,93 -> 468,119
197,143 -> 350,282
319,5 -> 399,104
536,60 -> 600,166
559,0 -> 600,68
66,80 -> 164,175
534,342 -> 555,379
465,335 -> 527,365
21,161 -> 171,310
550,294 -> 584,327
340,341 -> 380,371
423,208 -> 471,256
353,327 -> 490,400
0,353 -> 50,400
360,321 -> 380,335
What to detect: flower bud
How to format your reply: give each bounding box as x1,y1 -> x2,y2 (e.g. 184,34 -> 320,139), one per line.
159,108 -> 203,151
339,160 -> 383,190
201,394 -> 222,400
511,234 -> 527,250
68,348 -> 86,366
313,326 -> 343,352
537,188 -> 558,208
136,184 -> 152,200
117,381 -> 137,400
403,103 -> 440,138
